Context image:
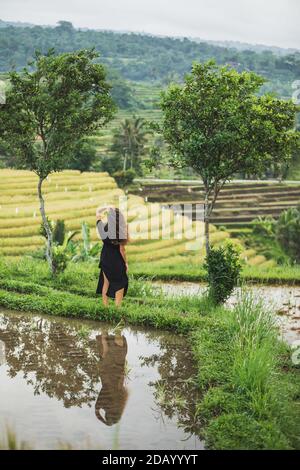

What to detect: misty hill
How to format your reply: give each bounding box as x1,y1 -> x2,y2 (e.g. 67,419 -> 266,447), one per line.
0,20 -> 299,97
191,38 -> 299,56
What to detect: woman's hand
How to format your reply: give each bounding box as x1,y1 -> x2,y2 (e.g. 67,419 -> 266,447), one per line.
96,206 -> 110,220
125,262 -> 129,273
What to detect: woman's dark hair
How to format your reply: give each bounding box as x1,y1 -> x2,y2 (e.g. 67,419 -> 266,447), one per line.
107,208 -> 128,245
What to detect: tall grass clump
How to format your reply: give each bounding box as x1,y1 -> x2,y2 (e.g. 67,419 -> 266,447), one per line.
193,291 -> 300,450
0,426 -> 30,450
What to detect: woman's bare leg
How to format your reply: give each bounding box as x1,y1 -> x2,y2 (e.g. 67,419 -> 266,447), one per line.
102,272 -> 109,307
115,288 -> 124,307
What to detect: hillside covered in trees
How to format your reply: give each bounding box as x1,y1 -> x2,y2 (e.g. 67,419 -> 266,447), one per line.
0,20 -> 299,97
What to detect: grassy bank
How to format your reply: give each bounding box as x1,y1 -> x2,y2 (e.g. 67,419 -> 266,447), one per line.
193,294 -> 300,449
130,262 -> 300,285
0,257 -> 299,449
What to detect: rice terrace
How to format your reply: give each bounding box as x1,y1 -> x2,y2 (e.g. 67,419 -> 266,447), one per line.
0,0 -> 300,456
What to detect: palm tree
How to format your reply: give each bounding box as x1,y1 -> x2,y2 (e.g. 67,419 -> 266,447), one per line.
111,116 -> 149,174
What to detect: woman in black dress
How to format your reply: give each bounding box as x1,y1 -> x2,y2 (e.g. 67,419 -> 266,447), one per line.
96,207 -> 128,307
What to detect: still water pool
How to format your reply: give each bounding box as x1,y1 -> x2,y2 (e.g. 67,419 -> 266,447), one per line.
0,308 -> 203,450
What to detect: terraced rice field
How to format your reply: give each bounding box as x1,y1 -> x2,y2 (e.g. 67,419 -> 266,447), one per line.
0,169 -> 270,268
92,82 -> 162,154
133,180 -> 300,226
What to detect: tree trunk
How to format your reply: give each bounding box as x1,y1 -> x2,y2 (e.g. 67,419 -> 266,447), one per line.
204,189 -> 210,257
123,153 -> 127,171
38,176 -> 54,274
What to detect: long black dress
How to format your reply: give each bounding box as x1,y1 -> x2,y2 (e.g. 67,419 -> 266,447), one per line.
96,220 -> 128,299
95,334 -> 128,426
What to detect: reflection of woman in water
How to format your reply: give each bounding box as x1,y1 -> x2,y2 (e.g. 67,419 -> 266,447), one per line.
95,333 -> 128,426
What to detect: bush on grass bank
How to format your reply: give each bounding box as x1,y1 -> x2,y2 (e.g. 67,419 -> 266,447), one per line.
204,243 -> 242,304
112,169 -> 136,188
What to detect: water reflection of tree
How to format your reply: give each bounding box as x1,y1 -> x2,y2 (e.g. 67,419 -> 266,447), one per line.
0,313 -> 100,407
139,330 -> 201,438
0,312 -> 201,439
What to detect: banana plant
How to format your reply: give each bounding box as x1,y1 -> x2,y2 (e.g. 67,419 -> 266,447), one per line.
71,222 -> 101,263
51,230 -> 79,274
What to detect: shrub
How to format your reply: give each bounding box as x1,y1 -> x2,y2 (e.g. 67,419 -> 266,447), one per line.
252,215 -> 276,237
276,207 -> 300,263
53,219 -> 66,245
39,216 -> 54,239
99,154 -> 123,174
204,243 -> 242,304
52,245 -> 69,274
113,169 -> 136,188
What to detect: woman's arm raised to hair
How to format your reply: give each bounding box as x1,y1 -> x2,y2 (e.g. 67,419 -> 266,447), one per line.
96,206 -> 110,219
96,220 -> 102,239
96,207 -> 109,239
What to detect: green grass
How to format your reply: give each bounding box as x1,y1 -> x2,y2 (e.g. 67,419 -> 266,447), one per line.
130,261 -> 300,284
0,258 -> 207,333
193,292 -> 300,450
0,256 -> 299,449
0,427 -> 30,450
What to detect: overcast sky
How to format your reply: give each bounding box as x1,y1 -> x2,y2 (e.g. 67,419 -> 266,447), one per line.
1,0 -> 299,49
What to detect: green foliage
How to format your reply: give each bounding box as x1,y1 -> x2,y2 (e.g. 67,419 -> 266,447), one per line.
154,61 -> 299,253
276,207 -> 300,263
0,48 -> 116,274
129,260 -> 300,284
52,230 -> 79,274
53,219 -> 66,245
108,69 -> 141,110
0,267 -> 204,334
39,218 -> 78,272
110,116 -> 150,174
244,226 -> 289,266
71,222 -> 101,263
99,154 -> 123,174
156,61 -> 298,184
193,292 -> 300,449
113,169 -> 136,188
52,245 -> 69,274
68,138 -> 98,172
39,216 -> 54,239
252,216 -> 276,238
204,243 -> 242,304
0,426 -> 30,450
0,49 -> 116,178
0,257 -> 299,449
0,22 -> 299,98
205,414 -> 290,450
